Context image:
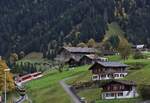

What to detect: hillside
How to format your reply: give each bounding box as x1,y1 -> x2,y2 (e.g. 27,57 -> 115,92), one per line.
24,53 -> 150,103
0,0 -> 150,57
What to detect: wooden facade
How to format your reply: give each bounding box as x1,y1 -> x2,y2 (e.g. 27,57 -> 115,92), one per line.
101,80 -> 138,99
80,54 -> 108,65
55,47 -> 97,62
102,81 -> 134,92
89,62 -> 128,80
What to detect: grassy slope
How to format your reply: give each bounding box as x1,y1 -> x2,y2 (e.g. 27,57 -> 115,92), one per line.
78,88 -> 102,103
68,55 -> 150,103
124,59 -> 150,85
24,53 -> 150,103
96,99 -> 138,103
25,65 -> 90,103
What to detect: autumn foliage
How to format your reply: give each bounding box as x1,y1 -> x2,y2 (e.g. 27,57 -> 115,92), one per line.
0,60 -> 15,92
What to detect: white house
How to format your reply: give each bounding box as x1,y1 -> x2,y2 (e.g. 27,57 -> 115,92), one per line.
101,80 -> 139,99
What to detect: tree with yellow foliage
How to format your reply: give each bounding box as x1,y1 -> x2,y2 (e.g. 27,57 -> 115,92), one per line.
0,60 -> 15,92
87,38 -> 96,47
117,38 -> 131,60
77,42 -> 87,48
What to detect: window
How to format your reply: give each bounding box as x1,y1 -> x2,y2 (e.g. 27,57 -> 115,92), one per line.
107,86 -> 111,91
113,86 -> 118,91
108,74 -> 112,77
93,75 -> 98,79
118,93 -> 123,96
106,93 -> 110,97
106,93 -> 114,97
111,93 -> 115,97
101,74 -> 106,78
115,74 -> 119,77
120,74 -> 124,77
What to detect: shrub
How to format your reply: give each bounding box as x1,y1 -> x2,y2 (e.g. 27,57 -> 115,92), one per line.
139,85 -> 150,100
133,51 -> 145,59
129,62 -> 145,70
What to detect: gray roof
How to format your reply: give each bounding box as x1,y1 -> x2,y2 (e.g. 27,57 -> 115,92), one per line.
83,54 -> 107,60
96,61 -> 128,67
64,47 -> 97,53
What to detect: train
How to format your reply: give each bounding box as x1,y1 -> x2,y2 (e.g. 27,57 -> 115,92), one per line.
15,72 -> 43,84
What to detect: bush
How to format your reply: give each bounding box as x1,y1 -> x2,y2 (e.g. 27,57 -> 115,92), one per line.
139,85 -> 150,100
133,51 -> 145,59
129,62 -> 145,70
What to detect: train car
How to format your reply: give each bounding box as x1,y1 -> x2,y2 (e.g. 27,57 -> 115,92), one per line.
16,72 -> 43,84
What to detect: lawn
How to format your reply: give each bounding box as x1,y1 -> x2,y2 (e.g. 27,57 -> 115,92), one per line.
105,55 -> 121,61
96,99 -> 138,103
25,65 -> 90,103
78,88 -> 101,103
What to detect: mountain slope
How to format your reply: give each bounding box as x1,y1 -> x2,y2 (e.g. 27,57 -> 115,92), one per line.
0,0 -> 150,57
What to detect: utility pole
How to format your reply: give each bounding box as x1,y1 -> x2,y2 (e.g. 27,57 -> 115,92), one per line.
4,69 -> 10,103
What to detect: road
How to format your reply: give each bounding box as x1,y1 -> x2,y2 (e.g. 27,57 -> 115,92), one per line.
60,79 -> 81,103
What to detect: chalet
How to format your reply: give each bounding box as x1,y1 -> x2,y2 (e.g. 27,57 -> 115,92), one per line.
89,61 -> 128,81
101,80 -> 138,99
55,47 -> 97,62
79,54 -> 108,65
65,56 -> 81,67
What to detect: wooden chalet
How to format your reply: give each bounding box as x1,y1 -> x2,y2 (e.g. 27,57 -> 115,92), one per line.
89,61 -> 128,81
55,47 -> 98,63
65,56 -> 81,67
101,80 -> 138,99
79,54 -> 108,65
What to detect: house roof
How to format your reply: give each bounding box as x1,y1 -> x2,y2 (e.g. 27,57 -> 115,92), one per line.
82,54 -> 108,60
63,47 -> 97,53
89,61 -> 128,70
65,55 -> 81,63
102,80 -> 136,86
96,61 -> 128,67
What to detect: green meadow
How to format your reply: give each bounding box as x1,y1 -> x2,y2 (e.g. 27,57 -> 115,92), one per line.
23,53 -> 150,103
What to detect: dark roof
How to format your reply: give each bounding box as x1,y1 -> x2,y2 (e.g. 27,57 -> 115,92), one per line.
89,61 -> 128,70
96,61 -> 128,67
65,55 -> 81,62
102,80 -> 136,86
82,54 -> 108,60
63,47 -> 97,53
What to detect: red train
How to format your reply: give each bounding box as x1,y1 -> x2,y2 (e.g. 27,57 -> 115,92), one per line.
16,72 -> 43,84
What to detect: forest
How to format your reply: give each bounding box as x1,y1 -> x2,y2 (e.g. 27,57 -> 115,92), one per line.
0,0 -> 150,57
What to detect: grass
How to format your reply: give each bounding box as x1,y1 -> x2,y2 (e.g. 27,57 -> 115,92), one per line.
78,88 -> 102,103
105,55 -> 121,61
124,60 -> 150,85
96,99 -> 138,103
67,56 -> 150,103
66,70 -> 92,85
24,55 -> 150,103
25,65 -> 90,103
